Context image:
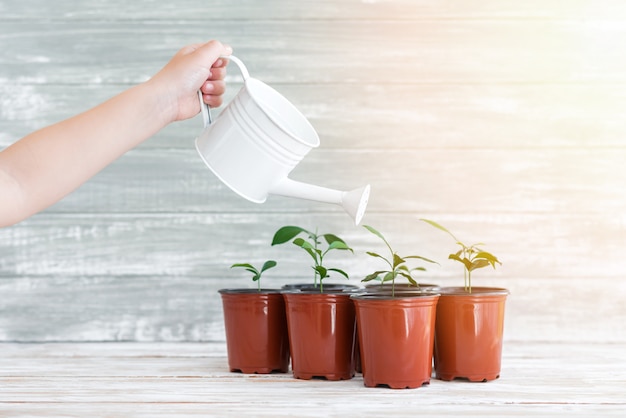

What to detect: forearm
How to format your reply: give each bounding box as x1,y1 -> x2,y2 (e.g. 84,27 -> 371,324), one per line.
0,40 -> 229,228
0,81 -> 172,227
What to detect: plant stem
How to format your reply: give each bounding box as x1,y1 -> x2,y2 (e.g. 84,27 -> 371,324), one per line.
463,246 -> 469,292
314,230 -> 319,288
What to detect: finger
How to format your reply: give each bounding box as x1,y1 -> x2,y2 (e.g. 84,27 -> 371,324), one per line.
212,57 -> 229,68
194,41 -> 232,66
207,66 -> 227,81
202,93 -> 223,108
176,43 -> 204,56
201,80 -> 225,96
217,43 -> 233,61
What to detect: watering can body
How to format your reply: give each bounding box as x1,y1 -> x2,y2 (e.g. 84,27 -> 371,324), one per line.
194,56 -> 370,225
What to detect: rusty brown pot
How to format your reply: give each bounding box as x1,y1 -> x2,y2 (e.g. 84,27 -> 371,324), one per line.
282,290 -> 357,380
351,291 -> 439,389
219,289 -> 290,374
434,286 -> 509,382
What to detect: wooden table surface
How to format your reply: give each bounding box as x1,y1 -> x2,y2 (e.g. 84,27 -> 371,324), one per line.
1,341 -> 624,417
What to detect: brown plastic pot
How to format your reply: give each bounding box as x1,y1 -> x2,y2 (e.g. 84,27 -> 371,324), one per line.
352,291 -> 439,389
219,289 -> 290,374
356,285 -> 439,373
282,290 -> 356,380
434,286 -> 509,382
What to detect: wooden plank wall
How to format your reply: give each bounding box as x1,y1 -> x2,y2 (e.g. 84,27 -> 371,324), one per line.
1,0 -> 625,344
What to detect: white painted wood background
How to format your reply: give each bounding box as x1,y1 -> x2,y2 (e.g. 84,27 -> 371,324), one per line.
1,0 -> 626,347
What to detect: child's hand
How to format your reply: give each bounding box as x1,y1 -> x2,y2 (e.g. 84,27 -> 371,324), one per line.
149,40 -> 233,123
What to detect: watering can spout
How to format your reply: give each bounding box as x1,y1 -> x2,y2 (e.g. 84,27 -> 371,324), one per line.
269,178 -> 370,225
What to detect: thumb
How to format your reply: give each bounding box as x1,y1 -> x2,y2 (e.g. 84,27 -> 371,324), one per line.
192,40 -> 233,67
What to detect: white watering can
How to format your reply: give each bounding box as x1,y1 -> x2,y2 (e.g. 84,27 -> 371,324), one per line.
195,55 -> 370,225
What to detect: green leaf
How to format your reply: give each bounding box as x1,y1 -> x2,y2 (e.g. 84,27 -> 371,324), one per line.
323,234 -> 346,245
362,271 -> 385,282
392,253 -> 405,269
469,259 -> 491,272
398,272 -> 417,286
293,237 -> 314,250
231,261 -> 276,285
383,271 -> 396,283
363,224 -> 385,241
327,240 -> 354,252
474,251 -> 501,267
314,266 -> 328,279
420,218 -> 458,241
260,260 -> 277,273
449,254 -> 473,271
271,226 -> 308,245
366,251 -> 384,260
231,264 -> 261,278
230,263 -> 257,271
363,224 -> 394,252
328,268 -> 350,279
448,253 -> 463,263
461,259 -> 474,271
365,224 -> 401,263
404,255 -> 438,264
367,251 -> 392,269
289,238 -> 318,263
306,248 -> 319,261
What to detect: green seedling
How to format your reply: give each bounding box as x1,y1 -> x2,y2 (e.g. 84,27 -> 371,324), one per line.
362,225 -> 437,297
230,260 -> 278,292
271,225 -> 353,292
420,219 -> 501,293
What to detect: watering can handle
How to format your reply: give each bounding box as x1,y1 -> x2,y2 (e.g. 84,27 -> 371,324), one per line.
199,55 -> 249,128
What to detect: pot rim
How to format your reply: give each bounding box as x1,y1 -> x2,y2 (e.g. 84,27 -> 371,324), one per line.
437,286 -> 509,296
281,283 -> 361,290
364,282 -> 439,288
351,289 -> 440,301
281,288 -> 361,295
218,288 -> 284,295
